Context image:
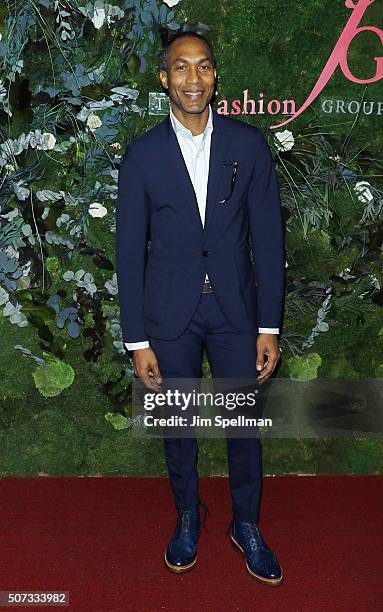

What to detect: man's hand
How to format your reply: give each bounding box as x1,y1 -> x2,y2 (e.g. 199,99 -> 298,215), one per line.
256,333 -> 281,384
132,347 -> 163,392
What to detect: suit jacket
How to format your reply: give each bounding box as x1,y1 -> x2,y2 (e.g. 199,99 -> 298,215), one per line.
115,107 -> 285,343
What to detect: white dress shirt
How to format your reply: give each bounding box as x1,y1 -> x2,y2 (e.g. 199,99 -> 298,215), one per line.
125,104 -> 278,351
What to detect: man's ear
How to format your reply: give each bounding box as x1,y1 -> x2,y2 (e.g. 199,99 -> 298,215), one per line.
159,71 -> 168,89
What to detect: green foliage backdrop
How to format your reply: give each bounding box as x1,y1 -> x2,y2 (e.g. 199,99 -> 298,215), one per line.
0,0 -> 382,476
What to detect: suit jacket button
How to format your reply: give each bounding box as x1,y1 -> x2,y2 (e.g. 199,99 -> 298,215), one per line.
202,250 -> 210,257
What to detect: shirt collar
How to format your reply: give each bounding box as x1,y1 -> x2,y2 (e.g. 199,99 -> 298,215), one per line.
169,103 -> 213,138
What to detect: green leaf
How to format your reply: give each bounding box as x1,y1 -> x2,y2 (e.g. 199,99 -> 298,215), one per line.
19,303 -> 56,321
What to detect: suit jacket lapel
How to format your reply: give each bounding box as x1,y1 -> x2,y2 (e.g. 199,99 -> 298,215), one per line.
165,115 -> 203,233
204,110 -> 229,234
164,108 -> 229,235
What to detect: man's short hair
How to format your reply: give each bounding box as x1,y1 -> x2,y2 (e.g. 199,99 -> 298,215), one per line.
160,31 -> 216,72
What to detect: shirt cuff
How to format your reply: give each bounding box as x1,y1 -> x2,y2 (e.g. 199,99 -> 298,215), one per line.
124,341 -> 150,350
258,328 -> 279,334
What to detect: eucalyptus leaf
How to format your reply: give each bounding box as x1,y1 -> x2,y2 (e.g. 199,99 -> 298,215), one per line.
318,322 -> 329,332
67,321 -> 80,338
158,3 -> 167,24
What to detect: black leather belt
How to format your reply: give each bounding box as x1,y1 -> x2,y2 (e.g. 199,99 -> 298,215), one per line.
202,278 -> 214,293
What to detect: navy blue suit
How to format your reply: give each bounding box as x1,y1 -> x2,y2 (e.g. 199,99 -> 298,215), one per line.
116,108 -> 285,521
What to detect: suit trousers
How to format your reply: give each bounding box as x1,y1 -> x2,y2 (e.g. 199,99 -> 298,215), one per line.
148,290 -> 263,523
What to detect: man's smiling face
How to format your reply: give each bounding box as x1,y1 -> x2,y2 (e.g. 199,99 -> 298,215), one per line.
159,35 -> 216,116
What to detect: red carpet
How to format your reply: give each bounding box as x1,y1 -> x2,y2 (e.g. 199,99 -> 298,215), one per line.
0,475 -> 382,611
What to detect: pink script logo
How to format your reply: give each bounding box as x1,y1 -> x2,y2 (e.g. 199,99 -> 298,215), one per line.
271,0 -> 383,129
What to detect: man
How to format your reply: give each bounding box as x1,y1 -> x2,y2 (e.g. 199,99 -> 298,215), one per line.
115,31 -> 285,586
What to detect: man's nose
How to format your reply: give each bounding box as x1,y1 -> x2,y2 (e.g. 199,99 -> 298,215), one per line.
185,67 -> 201,84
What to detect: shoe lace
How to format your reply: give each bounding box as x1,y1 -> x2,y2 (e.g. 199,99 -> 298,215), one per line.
199,498 -> 210,533
178,498 -> 211,536
225,518 -> 265,552
181,510 -> 191,535
244,522 -> 264,551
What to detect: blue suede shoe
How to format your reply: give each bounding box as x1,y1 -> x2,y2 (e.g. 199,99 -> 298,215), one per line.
228,518 -> 284,586
164,500 -> 209,574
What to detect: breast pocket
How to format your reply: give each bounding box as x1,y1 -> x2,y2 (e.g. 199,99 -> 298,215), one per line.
218,160 -> 251,206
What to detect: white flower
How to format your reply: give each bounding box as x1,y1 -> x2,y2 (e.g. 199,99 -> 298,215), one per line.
0,80 -> 7,100
86,113 -> 102,131
0,208 -> 19,222
27,129 -> 42,149
274,130 -> 295,152
368,274 -> 380,290
32,131 -> 56,150
3,301 -> 28,326
40,132 -> 56,150
163,0 -> 181,6
13,180 -> 30,201
91,1 -> 106,29
110,142 -> 121,149
4,163 -> 15,175
339,267 -> 354,280
354,181 -> 373,204
20,260 -> 31,276
89,202 -> 107,218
